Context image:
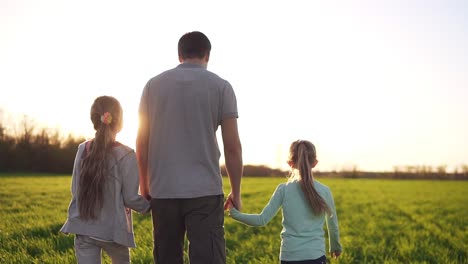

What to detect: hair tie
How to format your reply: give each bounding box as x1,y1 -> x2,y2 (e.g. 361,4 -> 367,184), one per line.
100,112 -> 112,125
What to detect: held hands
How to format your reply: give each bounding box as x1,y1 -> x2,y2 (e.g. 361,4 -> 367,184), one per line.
139,179 -> 151,201
224,198 -> 234,210
143,193 -> 152,201
224,192 -> 242,211
330,251 -> 341,259
140,188 -> 152,201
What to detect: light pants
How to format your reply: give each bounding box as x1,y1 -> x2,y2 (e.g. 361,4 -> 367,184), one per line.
74,235 -> 130,264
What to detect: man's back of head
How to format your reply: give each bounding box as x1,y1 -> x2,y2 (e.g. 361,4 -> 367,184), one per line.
178,31 -> 211,62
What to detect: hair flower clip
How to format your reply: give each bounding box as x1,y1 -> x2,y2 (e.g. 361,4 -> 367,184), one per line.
100,112 -> 112,125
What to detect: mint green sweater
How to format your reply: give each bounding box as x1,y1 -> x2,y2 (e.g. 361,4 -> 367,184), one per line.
229,180 -> 342,261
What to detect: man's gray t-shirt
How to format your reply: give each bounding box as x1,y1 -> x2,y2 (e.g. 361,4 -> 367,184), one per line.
139,63 -> 238,199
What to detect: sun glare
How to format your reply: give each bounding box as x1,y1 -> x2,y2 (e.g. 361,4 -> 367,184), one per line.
116,113 -> 138,150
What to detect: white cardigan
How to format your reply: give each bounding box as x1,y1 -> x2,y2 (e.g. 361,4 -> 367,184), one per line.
61,141 -> 150,248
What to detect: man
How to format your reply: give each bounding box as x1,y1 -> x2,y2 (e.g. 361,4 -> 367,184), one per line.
136,31 -> 243,264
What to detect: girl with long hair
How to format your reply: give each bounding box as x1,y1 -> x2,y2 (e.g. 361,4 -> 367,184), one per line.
61,96 -> 150,264
226,140 -> 342,264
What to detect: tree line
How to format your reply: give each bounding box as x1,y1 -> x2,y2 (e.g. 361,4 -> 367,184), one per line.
0,117 -> 85,173
1,114 -> 466,179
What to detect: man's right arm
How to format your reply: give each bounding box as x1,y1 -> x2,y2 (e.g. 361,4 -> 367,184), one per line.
221,117 -> 243,210
136,85 -> 151,200
136,115 -> 150,200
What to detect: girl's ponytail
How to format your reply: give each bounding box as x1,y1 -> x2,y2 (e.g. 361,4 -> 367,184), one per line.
289,140 -> 331,216
78,96 -> 123,220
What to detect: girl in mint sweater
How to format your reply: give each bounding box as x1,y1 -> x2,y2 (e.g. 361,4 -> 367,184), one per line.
226,140 -> 342,264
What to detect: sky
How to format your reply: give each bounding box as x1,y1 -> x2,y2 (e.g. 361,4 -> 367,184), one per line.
1,0 -> 467,172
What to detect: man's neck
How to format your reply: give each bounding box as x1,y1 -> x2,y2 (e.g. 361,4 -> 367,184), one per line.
181,58 -> 208,67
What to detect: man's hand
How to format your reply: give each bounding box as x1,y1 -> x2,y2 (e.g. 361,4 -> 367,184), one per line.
224,197 -> 234,210
224,192 -> 242,211
136,108 -> 150,203
331,251 -> 341,259
143,193 -> 152,201
139,183 -> 151,200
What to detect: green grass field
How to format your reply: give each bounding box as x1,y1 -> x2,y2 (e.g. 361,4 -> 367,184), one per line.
0,175 -> 467,264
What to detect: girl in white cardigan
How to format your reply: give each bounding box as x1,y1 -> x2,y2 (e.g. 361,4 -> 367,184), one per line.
61,96 -> 150,264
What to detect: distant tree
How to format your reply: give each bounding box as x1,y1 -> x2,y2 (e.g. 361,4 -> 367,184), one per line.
0,114 -> 85,173
462,165 -> 468,177
436,165 -> 447,177
0,121 -> 14,170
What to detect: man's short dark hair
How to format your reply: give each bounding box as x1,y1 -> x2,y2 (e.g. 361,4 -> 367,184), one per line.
178,31 -> 211,60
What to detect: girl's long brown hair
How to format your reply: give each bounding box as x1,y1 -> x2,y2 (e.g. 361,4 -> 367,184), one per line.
288,140 -> 331,216
78,96 -> 123,220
